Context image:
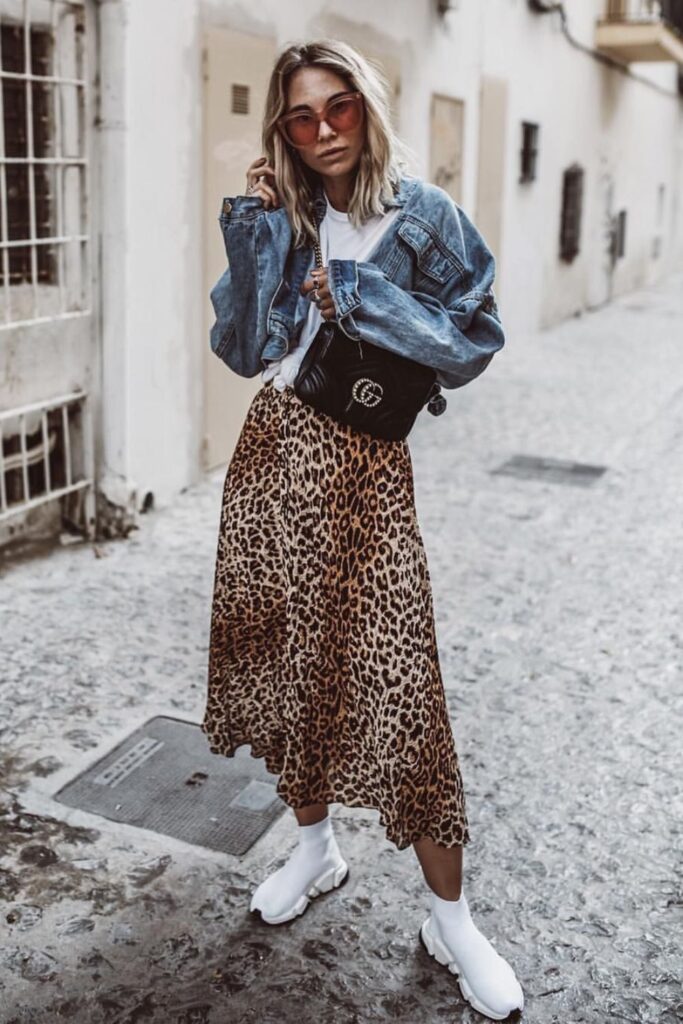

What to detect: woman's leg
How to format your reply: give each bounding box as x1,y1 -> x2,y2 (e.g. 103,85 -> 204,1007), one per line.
415,838 -> 525,1017
250,802 -> 347,924
413,837 -> 463,900
293,802 -> 329,826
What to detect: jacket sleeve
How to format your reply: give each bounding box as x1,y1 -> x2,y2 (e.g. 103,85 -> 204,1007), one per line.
325,198 -> 504,390
208,195 -> 291,377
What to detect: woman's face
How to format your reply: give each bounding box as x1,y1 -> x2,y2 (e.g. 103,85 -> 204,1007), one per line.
282,66 -> 365,183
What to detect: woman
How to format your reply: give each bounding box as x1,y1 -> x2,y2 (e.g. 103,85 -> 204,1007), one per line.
202,39 -> 524,1022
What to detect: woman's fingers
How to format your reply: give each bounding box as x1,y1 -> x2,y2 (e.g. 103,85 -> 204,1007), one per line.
246,180 -> 279,209
255,181 -> 280,208
248,156 -> 275,177
301,271 -> 335,318
245,158 -> 279,208
300,272 -> 327,297
248,165 -> 276,184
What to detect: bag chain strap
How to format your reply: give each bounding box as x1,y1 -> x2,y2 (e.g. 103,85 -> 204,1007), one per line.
313,216 -> 364,360
312,207 -> 446,417
313,219 -> 324,273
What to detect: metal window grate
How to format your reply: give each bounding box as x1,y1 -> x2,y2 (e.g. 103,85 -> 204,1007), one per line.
1,22 -> 55,284
0,388 -> 93,531
231,83 -> 249,115
0,0 -> 89,327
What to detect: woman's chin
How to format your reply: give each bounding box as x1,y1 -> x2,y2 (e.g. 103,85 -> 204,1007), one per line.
302,150 -> 361,178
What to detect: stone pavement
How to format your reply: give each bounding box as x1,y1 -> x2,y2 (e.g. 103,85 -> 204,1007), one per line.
1,271 -> 682,1024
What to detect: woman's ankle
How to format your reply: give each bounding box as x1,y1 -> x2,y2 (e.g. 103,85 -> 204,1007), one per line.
297,814 -> 334,846
293,803 -> 329,826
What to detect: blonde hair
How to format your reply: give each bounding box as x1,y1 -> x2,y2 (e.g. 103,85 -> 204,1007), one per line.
262,38 -> 420,249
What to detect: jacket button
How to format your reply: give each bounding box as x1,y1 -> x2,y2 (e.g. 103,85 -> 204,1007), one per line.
222,199 -> 232,215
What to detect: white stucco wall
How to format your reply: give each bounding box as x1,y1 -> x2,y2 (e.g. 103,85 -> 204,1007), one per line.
489,0 -> 683,335
123,0 -> 204,506
100,0 -> 683,509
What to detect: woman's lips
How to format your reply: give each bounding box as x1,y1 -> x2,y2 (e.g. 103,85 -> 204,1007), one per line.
320,148 -> 346,159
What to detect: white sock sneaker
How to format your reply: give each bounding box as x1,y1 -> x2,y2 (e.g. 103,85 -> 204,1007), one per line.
420,888 -> 524,1021
249,814 -> 349,925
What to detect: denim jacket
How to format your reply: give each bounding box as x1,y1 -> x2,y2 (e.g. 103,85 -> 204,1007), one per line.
208,173 -> 504,390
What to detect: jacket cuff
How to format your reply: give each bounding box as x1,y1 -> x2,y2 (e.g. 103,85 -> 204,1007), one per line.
219,194 -> 265,223
326,258 -> 363,336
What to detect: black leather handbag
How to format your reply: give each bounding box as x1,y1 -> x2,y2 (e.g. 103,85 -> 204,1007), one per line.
293,218 -> 447,442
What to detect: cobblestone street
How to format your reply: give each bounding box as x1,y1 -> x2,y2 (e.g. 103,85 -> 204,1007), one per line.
1,271 -> 682,1024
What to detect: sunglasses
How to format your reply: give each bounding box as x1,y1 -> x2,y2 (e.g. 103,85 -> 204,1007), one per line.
276,91 -> 365,148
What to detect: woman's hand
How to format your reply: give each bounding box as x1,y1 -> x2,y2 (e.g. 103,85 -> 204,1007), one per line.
300,267 -> 336,320
245,156 -> 280,210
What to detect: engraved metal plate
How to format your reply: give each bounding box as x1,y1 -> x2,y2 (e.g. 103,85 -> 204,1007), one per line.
55,716 -> 287,856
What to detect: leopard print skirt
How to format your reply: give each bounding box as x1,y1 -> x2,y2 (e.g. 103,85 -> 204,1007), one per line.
201,380 -> 470,850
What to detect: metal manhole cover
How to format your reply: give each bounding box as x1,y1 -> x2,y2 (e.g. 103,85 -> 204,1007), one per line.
54,716 -> 287,856
491,454 -> 607,487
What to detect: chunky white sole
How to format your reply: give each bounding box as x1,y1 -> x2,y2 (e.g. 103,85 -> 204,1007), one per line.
419,915 -> 523,1021
251,858 -> 350,925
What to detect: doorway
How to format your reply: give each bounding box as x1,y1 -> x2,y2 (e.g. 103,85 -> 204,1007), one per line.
202,28 -> 277,471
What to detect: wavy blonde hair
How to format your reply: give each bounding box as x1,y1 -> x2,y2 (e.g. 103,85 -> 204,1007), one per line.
262,38 -> 420,249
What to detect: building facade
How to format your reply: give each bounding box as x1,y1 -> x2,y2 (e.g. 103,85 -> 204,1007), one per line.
1,0 -> 682,551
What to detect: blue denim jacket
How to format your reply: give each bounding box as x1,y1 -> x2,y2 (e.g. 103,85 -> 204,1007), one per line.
209,173 -> 504,390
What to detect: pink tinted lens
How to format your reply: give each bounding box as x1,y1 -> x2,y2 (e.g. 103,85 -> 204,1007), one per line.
326,97 -> 363,132
286,115 -> 317,146
284,96 -> 363,146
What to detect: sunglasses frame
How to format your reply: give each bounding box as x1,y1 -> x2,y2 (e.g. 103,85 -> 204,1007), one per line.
276,90 -> 365,149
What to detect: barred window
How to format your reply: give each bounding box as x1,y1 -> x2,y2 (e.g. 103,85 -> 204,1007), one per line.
559,164 -> 584,263
0,0 -> 89,327
1,22 -> 55,285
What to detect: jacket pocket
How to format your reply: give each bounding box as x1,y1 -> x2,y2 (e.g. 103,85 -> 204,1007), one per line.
397,217 -> 464,293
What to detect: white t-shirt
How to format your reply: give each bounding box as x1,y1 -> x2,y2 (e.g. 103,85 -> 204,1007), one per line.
261,192 -> 402,392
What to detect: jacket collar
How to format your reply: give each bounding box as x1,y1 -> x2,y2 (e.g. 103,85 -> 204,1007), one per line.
312,172 -> 419,225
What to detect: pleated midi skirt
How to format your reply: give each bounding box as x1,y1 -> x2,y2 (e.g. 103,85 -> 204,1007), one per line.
201,379 -> 470,850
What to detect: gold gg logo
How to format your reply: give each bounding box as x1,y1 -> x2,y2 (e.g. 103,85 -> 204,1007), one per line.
351,377 -> 383,408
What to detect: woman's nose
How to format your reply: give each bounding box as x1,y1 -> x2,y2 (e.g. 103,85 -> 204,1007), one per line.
318,119 -> 335,140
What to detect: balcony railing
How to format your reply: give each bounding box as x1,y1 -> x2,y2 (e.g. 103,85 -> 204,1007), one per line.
597,1 -> 683,62
604,2 -> 683,33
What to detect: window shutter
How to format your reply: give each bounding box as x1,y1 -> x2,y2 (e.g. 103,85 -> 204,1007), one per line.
520,122 -> 539,183
559,164 -> 584,262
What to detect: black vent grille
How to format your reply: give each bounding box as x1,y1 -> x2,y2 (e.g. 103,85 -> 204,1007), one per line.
231,84 -> 249,115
